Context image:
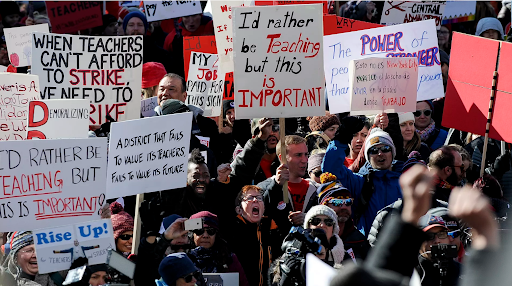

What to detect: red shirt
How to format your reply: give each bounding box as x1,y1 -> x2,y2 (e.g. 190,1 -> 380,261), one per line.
288,179 -> 309,212
260,158 -> 273,179
344,157 -> 355,168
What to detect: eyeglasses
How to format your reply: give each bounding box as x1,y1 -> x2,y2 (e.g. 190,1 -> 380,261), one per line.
309,217 -> 335,227
425,231 -> 448,241
451,164 -> 465,174
182,271 -> 200,283
20,248 -> 35,255
328,198 -> 353,207
413,109 -> 432,117
118,234 -> 133,241
368,145 -> 392,155
243,195 -> 263,202
192,228 -> 217,236
448,230 -> 461,239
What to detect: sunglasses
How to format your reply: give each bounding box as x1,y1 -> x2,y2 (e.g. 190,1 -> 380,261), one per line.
328,198 -> 353,207
448,229 -> 461,239
182,271 -> 200,283
309,217 -> 335,227
192,228 -> 217,236
118,234 -> 133,241
425,231 -> 448,241
368,145 -> 392,155
413,109 -> 432,117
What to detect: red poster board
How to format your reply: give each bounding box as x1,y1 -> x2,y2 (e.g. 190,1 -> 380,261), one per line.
183,36 -> 217,80
46,1 -> 103,34
442,32 -> 512,143
255,0 -> 328,14
223,72 -> 234,100
323,15 -> 383,36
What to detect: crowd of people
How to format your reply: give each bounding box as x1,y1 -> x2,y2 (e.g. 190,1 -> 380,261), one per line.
1,1 -> 512,286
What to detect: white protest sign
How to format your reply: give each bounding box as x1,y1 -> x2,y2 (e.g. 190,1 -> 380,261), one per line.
106,112 -> 192,199
141,97 -> 158,117
33,219 -> 115,274
187,52 -> 222,117
31,33 -> 143,126
442,1 -> 476,20
4,24 -> 50,67
323,19 -> 443,114
27,99 -> 89,139
348,57 -> 418,115
0,66 -> 6,72
0,73 -> 40,141
381,1 -> 446,29
143,1 -> 203,22
232,4 -> 325,119
0,138 -> 107,231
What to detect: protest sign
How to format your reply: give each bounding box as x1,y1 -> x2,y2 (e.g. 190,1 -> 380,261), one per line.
186,52 -> 222,117
381,1 -> 446,29
31,32 -> 143,125
27,99 -> 89,139
255,0 -> 328,14
323,19 -> 443,114
0,66 -> 6,72
232,4 -> 325,119
45,1 -> 103,34
143,1 -> 202,22
4,24 -> 50,67
0,73 -> 40,141
0,138 -> 107,231
223,72 -> 234,100
348,57 -> 418,115
183,36 -> 217,80
141,97 -> 158,117
106,113 -> 192,199
323,15 -> 383,36
442,1 -> 476,24
443,32 -> 512,143
33,219 -> 115,274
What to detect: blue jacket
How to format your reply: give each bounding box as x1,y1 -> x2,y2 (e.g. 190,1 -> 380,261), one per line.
322,140 -> 403,237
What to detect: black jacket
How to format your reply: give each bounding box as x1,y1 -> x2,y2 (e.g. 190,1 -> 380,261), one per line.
341,218 -> 370,262
416,256 -> 461,286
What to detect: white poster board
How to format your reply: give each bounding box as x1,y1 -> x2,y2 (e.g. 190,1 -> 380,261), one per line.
4,24 -> 50,67
141,97 -> 158,117
0,138 -> 107,231
203,273 -> 239,286
186,52 -> 222,117
323,19 -> 443,114
0,73 -> 41,141
232,4 -> 325,119
31,33 -> 143,126
381,1 -> 446,29
106,112 -> 192,199
33,219 -> 115,274
143,1 -> 203,22
27,99 -> 89,139
442,1 -> 476,20
348,57 -> 418,115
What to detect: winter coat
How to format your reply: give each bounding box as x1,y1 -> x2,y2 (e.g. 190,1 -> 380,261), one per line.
416,256 -> 461,286
425,128 -> 448,151
322,140 -> 403,237
340,218 -> 370,263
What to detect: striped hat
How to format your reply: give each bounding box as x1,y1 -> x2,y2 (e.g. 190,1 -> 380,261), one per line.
10,231 -> 33,260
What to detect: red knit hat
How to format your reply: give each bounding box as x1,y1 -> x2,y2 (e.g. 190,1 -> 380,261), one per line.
142,62 -> 167,89
110,202 -> 134,241
309,113 -> 341,132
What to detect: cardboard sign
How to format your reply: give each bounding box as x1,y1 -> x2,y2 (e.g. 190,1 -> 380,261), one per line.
31,33 -> 143,125
106,113 -> 192,199
45,1 -> 103,34
183,36 -> 218,80
256,0 -> 328,14
443,32 -> 512,143
323,20 -> 443,114
33,219 -> 115,274
381,1 -> 446,29
143,1 -> 202,22
223,72 -> 234,100
323,15 -> 383,36
0,73 -> 41,141
186,52 -> 222,117
0,138 -> 107,231
141,97 -> 158,117
442,1 -> 476,24
232,4 -> 325,119
348,57 -> 418,115
27,99 -> 89,139
4,24 -> 50,67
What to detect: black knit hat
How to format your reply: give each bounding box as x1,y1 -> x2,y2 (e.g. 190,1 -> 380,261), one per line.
0,2 -> 20,18
161,99 -> 190,115
222,100 -> 234,118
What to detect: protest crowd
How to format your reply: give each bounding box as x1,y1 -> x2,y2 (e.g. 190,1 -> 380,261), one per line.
1,1 -> 512,286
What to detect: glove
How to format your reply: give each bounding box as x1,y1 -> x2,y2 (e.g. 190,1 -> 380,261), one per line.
334,116 -> 365,144
139,197 -> 164,236
280,255 -> 303,279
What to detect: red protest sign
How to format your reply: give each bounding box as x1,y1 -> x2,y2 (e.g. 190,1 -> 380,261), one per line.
223,72 -> 234,100
323,15 -> 383,36
183,36 -> 217,80
255,0 -> 328,13
46,2 -> 102,34
442,32 -> 512,143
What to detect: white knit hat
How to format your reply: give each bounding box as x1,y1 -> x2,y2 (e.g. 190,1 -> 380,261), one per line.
364,128 -> 396,161
304,205 -> 340,236
398,112 -> 415,125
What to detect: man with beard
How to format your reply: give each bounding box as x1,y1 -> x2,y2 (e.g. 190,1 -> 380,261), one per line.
250,118 -> 281,185
428,145 -> 464,203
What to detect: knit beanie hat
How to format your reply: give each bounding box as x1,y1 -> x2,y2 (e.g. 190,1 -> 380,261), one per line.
10,231 -> 33,261
304,205 -> 340,236
402,151 -> 427,173
0,2 -> 20,18
307,152 -> 325,173
110,202 -> 134,241
398,112 -> 415,125
475,17 -> 504,39
122,11 -> 149,34
159,252 -> 199,285
364,128 -> 396,161
159,214 -> 183,234
189,211 -> 220,230
316,173 -> 351,205
222,100 -> 235,118
161,99 -> 190,115
142,62 -> 167,89
309,114 -> 341,132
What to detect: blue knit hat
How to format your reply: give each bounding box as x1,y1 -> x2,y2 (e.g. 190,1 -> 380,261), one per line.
475,17 -> 504,40
122,11 -> 149,34
159,214 -> 183,234
159,253 -> 199,285
10,231 -> 33,261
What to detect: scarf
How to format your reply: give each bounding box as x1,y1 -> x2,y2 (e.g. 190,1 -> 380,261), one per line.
416,120 -> 436,141
189,246 -> 227,273
433,176 -> 454,190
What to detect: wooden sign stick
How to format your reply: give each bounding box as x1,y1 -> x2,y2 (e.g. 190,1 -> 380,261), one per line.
279,118 -> 289,203
131,193 -> 144,255
480,71 -> 498,177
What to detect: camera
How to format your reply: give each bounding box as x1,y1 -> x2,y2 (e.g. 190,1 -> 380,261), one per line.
431,244 -> 458,280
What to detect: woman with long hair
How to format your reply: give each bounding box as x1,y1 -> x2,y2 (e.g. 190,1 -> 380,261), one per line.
399,112 -> 431,162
